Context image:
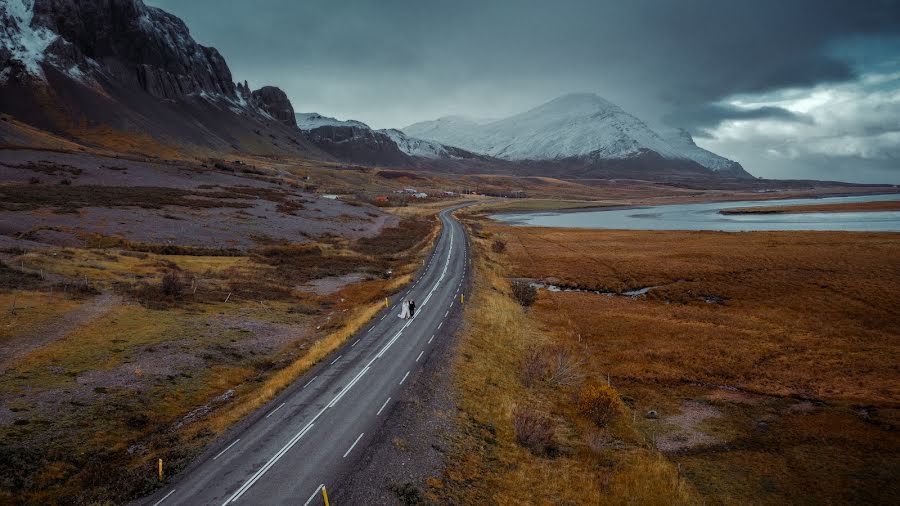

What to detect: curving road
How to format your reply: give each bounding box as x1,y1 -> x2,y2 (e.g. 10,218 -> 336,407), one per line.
141,205 -> 469,506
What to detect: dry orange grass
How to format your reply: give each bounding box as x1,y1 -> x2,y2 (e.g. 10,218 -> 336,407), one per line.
442,217 -> 697,505
485,224 -> 900,504
497,227 -> 900,404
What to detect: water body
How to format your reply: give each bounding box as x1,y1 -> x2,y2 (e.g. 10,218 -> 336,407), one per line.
492,193 -> 900,232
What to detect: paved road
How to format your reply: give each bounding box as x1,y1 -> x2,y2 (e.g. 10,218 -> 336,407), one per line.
141,206 -> 469,506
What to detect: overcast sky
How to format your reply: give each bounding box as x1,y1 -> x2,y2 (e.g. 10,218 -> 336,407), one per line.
146,0 -> 900,183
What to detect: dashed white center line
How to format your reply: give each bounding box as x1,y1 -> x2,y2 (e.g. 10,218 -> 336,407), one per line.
438,321 -> 443,329
303,484 -> 324,506
351,339 -> 360,347
152,489 -> 176,506
343,432 -> 364,458
303,376 -> 318,389
265,403 -> 285,419
213,439 -> 241,460
416,350 -> 424,362
450,301 -> 454,308
330,355 -> 342,365
428,334 -> 435,344
377,397 -> 391,416
220,219 -> 461,505
445,310 -> 449,317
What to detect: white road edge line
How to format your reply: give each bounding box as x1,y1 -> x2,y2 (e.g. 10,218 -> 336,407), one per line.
343,432 -> 364,458
303,484 -> 324,506
377,397 -> 391,416
438,321 -> 443,329
445,310 -> 449,317
213,439 -> 241,460
222,422 -> 316,504
351,339 -> 360,347
416,350 -> 424,362
152,489 -> 176,506
303,376 -> 318,389
428,334 -> 435,344
221,220 -> 459,505
330,355 -> 342,365
265,403 -> 285,419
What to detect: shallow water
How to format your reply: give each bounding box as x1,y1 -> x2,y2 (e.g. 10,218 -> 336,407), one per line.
492,193 -> 900,232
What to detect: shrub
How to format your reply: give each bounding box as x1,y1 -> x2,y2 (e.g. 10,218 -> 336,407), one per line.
577,382 -> 626,427
161,271 -> 183,298
521,346 -> 546,387
28,176 -> 40,184
510,281 -> 537,307
545,346 -> 585,387
491,239 -> 507,253
389,482 -> 424,505
513,406 -> 557,456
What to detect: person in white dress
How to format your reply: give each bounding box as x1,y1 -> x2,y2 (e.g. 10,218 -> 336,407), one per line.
398,299 -> 410,319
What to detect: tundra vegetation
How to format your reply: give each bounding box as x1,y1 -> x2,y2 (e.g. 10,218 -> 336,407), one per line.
0,194 -> 439,504
439,211 -> 898,505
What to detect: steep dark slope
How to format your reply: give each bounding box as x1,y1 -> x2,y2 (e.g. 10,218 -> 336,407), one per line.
0,0 -> 328,158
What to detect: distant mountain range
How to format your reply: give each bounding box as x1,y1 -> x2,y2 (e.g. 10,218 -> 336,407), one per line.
0,0 -> 751,181
404,93 -> 752,178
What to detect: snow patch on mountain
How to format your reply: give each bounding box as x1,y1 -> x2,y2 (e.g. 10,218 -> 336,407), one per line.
0,0 -> 58,77
295,112 -> 370,130
660,128 -> 741,172
379,128 -> 455,159
405,93 -> 681,160
404,92 -> 748,175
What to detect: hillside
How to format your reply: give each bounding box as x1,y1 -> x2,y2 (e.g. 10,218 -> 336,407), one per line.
0,0 -> 328,158
405,93 -> 753,179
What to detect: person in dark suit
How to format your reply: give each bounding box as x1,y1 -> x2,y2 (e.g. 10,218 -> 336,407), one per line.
409,299 -> 416,318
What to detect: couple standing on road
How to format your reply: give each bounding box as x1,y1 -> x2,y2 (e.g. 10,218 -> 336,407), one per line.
398,298 -> 416,319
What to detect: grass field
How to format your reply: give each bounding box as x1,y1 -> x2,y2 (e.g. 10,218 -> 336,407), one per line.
445,216 -> 899,504
0,211 -> 440,504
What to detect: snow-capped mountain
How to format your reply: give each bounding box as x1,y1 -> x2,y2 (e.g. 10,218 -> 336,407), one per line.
294,112 -> 484,167
659,128 -> 745,174
296,112 -> 370,130
380,128 -> 457,159
0,0 -> 325,157
404,93 -> 751,178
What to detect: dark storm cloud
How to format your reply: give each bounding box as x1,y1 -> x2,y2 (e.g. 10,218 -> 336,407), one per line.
144,0 -> 900,126
144,0 -> 900,182
665,105 -> 812,136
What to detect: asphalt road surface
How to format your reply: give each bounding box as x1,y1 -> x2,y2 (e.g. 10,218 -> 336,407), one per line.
141,205 -> 470,506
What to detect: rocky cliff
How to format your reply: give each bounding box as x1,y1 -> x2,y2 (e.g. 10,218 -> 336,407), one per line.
0,0 -> 324,158
252,86 -> 297,126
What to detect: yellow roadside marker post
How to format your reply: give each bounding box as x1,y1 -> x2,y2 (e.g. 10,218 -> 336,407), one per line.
158,458 -> 163,481
322,485 -> 330,506
460,293 -> 464,304
384,297 -> 389,309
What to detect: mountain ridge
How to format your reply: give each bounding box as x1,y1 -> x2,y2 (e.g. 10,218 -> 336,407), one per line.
0,0 -> 327,158
404,92 -> 752,178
